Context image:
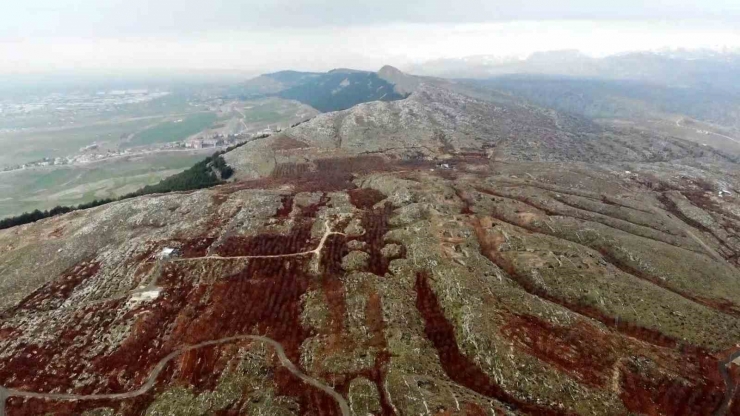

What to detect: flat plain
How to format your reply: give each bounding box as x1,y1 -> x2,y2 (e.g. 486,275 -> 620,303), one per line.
0,152 -> 205,218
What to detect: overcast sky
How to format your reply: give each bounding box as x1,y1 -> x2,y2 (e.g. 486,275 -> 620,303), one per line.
2,0 -> 740,74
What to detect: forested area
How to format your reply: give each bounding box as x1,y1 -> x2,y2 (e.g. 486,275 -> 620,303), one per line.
278,72 -> 406,112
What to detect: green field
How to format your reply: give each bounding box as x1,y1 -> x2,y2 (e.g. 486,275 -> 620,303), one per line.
0,118 -> 165,167
0,95 -> 317,219
0,152 -> 206,219
125,113 -> 217,147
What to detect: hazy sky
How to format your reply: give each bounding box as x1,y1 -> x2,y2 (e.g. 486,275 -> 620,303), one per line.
3,0 -> 740,74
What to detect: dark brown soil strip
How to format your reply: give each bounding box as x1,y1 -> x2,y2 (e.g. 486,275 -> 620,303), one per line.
658,193 -> 714,234
275,195 -> 294,218
501,314 -> 618,388
454,188 -> 474,215
414,272 -> 572,416
620,358 -> 725,416
356,203 -> 395,276
348,188 -> 387,210
215,223 -> 315,257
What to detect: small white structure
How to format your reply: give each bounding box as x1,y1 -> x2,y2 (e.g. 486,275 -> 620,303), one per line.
130,289 -> 161,302
127,288 -> 162,306
159,247 -> 176,260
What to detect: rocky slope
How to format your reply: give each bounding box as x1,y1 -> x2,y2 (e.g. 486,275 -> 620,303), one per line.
1,72 -> 740,416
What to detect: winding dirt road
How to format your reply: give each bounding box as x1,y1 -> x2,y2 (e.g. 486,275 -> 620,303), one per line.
0,335 -> 349,416
715,348 -> 740,416
170,220 -> 345,264
0,220 -> 354,416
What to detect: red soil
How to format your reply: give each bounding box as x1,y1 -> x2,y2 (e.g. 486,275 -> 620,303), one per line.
619,358 -> 725,416
273,366 -> 343,416
414,272 -> 573,416
10,260 -> 100,313
348,188 -> 387,210
166,253 -> 342,414
298,193 -> 330,218
174,344 -> 226,391
0,325 -> 17,341
275,195 -> 295,218
215,223 -> 315,257
176,237 -> 217,258
358,203 -> 395,276
93,267 -> 197,392
0,299 -> 125,394
215,192 -> 326,258
454,188 -> 474,214
319,233 -> 350,335
227,155 -> 428,195
501,314 -> 619,387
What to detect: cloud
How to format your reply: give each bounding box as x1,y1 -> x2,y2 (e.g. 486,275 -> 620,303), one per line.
3,0 -> 740,38
2,20 -> 740,75
2,1 -> 740,74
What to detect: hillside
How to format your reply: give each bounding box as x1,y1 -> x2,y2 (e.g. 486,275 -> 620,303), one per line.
234,68 -> 408,112
1,69 -> 740,416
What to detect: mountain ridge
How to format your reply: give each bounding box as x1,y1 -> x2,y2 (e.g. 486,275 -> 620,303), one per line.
406,49 -> 740,93
237,66 -> 410,112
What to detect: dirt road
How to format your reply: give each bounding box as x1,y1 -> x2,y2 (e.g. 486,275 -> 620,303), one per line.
715,348 -> 740,416
0,221 -> 353,416
0,335 -> 349,416
170,220 -> 344,264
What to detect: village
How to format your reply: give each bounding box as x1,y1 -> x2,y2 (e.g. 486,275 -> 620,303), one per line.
0,131 -> 263,173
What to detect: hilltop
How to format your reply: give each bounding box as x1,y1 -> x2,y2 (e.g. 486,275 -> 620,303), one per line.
238,66 -> 408,112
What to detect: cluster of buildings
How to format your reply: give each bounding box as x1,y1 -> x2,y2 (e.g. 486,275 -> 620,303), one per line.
2,150 -> 138,172
185,129 -> 276,149
184,134 -> 229,149
2,131 -> 261,173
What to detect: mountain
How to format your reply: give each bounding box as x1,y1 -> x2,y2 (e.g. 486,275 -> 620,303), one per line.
409,50 -> 740,135
232,67 -> 408,112
377,65 -> 421,95
277,70 -> 406,112
1,67 -> 740,416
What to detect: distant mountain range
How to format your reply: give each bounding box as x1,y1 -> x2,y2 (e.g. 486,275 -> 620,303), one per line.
406,49 -> 740,93
464,74 -> 740,130
402,49 -> 740,131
